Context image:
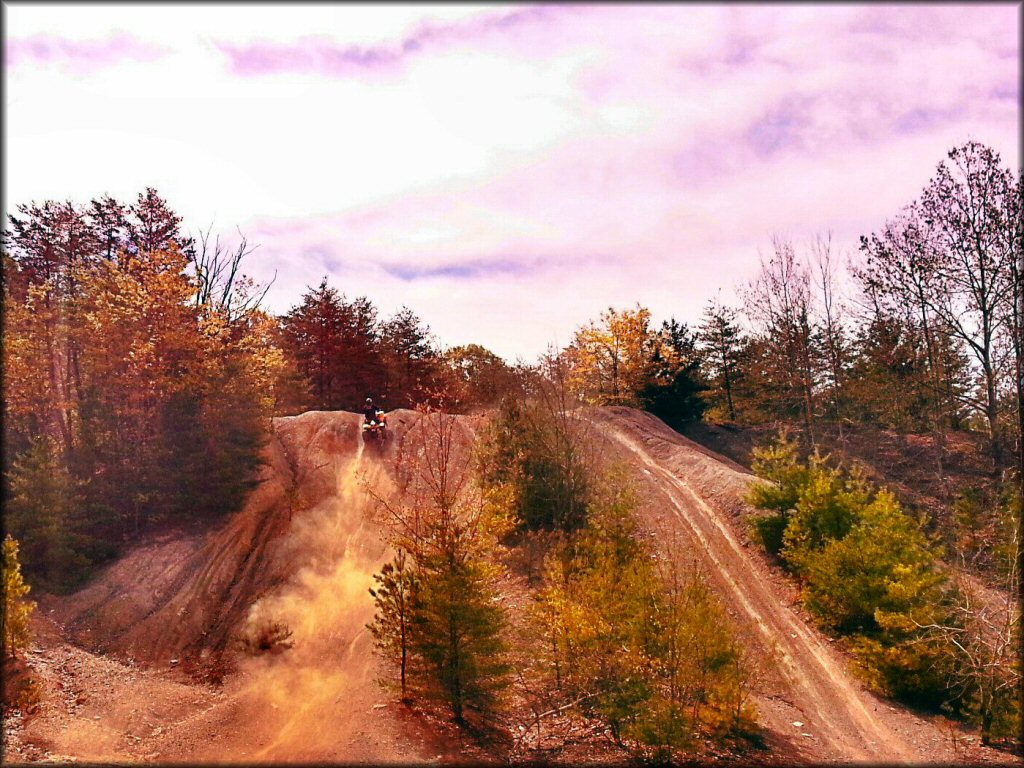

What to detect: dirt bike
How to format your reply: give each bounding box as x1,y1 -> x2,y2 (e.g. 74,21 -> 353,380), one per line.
362,410 -> 388,448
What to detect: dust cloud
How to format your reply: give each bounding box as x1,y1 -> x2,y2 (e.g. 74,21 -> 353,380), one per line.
185,449 -> 413,763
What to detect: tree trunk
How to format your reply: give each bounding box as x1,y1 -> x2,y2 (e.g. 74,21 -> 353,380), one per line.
724,360 -> 736,421
984,362 -> 1002,471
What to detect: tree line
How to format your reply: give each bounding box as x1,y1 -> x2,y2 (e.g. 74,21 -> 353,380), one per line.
0,190 -> 520,592
279,279 -> 518,412
560,142 -> 1022,493
2,190 -> 288,592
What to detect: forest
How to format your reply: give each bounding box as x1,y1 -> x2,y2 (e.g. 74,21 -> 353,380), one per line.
2,139 -> 1021,759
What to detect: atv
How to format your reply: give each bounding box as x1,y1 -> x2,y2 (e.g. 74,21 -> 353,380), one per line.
362,410 -> 388,450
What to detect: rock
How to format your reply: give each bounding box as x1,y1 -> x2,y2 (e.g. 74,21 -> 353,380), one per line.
792,721 -> 803,727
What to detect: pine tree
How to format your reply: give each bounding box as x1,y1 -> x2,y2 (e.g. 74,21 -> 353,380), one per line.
281,279 -> 348,409
368,410 -> 511,722
2,536 -> 37,659
698,299 -> 744,422
368,549 -> 419,702
641,318 -> 707,430
7,437 -> 91,592
411,549 -> 509,721
380,307 -> 442,408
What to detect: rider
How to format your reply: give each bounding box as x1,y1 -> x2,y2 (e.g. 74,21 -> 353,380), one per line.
363,397 -> 379,425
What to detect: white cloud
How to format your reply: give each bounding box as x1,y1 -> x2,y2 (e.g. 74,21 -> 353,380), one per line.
4,4 -> 1019,361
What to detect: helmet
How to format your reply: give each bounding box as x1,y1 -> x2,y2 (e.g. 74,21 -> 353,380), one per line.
365,398 -> 373,407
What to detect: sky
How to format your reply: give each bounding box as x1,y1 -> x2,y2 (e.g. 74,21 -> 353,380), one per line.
4,3 -> 1020,361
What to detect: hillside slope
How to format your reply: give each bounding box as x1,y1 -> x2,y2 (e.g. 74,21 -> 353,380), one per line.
6,407 -> 1010,764
586,408 -> 1010,764
19,410 -> 487,763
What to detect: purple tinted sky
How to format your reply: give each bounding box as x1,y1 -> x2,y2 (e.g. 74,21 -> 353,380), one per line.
5,4 -> 1020,360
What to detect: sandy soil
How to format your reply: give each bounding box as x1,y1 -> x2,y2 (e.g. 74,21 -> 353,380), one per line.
2,407 -> 1015,765
586,406 -> 1015,765
5,410 -> 486,765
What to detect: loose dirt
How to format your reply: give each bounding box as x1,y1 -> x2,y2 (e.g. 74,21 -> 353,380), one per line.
2,407 -> 1014,765
586,406 -> 1015,765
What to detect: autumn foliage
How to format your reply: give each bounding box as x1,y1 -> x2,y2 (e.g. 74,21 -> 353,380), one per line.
2,190 -> 290,590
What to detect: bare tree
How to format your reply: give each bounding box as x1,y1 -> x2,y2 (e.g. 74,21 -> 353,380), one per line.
744,236 -> 818,442
811,232 -> 850,433
191,224 -> 275,324
919,143 -> 1018,468
995,173 -> 1023,499
917,520 -> 1021,746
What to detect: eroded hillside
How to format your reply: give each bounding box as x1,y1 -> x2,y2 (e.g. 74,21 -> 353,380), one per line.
3,408 -> 1012,764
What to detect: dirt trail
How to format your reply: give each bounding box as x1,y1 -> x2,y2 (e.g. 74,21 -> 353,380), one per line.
8,410 -> 482,765
588,407 -> 1011,765
5,407 -> 1011,765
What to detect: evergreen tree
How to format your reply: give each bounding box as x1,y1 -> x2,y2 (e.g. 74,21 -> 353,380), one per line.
478,385 -> 593,533
746,435 -> 954,705
380,307 -> 442,408
7,437 -> 91,592
698,299 -> 744,421
640,319 -> 707,430
3,191 -> 280,582
281,278 -> 348,409
533,472 -> 755,756
411,547 -> 509,721
368,549 -> 419,702
2,536 -> 37,659
368,410 -> 511,722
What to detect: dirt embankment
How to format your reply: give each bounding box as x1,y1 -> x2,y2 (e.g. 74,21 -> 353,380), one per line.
586,407 -> 1013,765
5,407 -> 1013,765
12,409 -> 488,764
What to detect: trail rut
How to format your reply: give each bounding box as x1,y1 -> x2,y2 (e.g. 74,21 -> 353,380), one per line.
589,408 -> 983,764
7,407 -> 1013,765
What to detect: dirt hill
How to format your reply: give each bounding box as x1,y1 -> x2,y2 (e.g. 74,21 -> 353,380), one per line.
3,408 -> 1012,764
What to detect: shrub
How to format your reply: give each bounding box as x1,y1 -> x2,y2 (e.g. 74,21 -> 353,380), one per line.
745,430 -> 808,515
235,617 -> 294,655
751,512 -> 787,557
2,535 -> 36,659
781,462 -> 871,572
800,490 -> 944,633
534,471 -> 756,758
478,394 -> 592,533
746,434 -> 957,710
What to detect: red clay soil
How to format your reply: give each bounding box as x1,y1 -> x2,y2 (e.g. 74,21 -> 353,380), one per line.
7,410 -> 490,765
2,407 -> 1015,765
585,407 -> 1016,765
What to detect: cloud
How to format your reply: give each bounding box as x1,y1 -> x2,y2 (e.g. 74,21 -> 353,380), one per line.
213,5 -> 567,78
5,32 -> 167,73
5,4 -> 1020,361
